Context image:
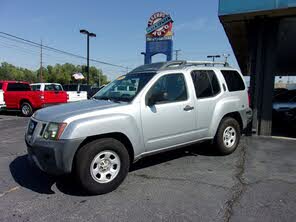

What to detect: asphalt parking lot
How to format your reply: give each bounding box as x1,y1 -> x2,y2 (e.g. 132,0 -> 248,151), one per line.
0,114 -> 295,222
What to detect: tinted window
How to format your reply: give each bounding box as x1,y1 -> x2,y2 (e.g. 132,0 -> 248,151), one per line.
148,73 -> 187,103
274,90 -> 296,102
221,70 -> 245,92
31,85 -> 41,91
44,84 -> 63,91
79,85 -> 90,91
63,85 -> 77,91
191,70 -> 220,98
0,83 -> 2,90
7,83 -> 31,91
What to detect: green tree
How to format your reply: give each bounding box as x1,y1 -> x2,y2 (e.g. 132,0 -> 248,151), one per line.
0,62 -> 109,85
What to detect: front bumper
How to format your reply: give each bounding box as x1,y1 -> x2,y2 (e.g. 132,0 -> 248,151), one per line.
0,104 -> 6,110
26,136 -> 84,175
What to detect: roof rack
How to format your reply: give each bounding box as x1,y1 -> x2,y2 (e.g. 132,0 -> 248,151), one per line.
160,60 -> 230,70
128,60 -> 230,74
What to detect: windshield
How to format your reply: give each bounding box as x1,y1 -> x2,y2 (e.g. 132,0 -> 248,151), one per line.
94,73 -> 155,102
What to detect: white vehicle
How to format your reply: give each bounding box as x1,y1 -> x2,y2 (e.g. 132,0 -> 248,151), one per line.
0,82 -> 5,110
26,61 -> 252,195
63,84 -> 88,102
30,83 -> 64,91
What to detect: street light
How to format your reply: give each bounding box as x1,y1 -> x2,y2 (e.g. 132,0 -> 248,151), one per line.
141,52 -> 146,64
80,29 -> 96,85
207,55 -> 221,63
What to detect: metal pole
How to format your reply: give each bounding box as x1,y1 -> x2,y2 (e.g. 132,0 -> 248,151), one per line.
87,34 -> 90,85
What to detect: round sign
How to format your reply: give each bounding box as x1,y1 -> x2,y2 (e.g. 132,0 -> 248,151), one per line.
146,12 -> 173,38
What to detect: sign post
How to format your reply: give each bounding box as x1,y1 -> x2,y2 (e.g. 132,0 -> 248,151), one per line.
144,12 -> 174,64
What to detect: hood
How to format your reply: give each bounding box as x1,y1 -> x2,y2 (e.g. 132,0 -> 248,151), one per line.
34,100 -> 125,122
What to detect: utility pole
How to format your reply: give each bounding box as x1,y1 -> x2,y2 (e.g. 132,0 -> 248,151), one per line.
174,49 -> 181,60
40,40 -> 43,82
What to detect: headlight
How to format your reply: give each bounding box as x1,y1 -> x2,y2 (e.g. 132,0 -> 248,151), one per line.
43,123 -> 67,140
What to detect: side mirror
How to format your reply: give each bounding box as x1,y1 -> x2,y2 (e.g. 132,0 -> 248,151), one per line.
146,91 -> 167,107
147,96 -> 156,107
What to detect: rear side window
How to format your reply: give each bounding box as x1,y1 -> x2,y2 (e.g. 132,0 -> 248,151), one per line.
191,70 -> 220,99
221,70 -> 245,92
79,85 -> 90,92
63,85 -> 77,91
31,85 -> 41,91
7,83 -> 31,91
44,84 -> 63,91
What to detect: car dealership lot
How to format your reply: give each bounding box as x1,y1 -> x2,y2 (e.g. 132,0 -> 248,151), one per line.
0,115 -> 295,222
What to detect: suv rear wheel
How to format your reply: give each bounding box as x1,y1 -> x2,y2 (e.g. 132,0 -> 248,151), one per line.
21,102 -> 33,117
214,117 -> 241,155
75,138 -> 130,195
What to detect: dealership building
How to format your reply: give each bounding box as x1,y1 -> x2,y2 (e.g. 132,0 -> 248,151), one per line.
219,0 -> 296,135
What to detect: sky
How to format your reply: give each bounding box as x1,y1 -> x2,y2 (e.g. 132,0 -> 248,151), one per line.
0,0 -> 238,80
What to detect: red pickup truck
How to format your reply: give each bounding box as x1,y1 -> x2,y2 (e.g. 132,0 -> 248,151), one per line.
0,81 -> 68,116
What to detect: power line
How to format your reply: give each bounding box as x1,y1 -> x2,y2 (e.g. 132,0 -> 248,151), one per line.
0,31 -> 130,69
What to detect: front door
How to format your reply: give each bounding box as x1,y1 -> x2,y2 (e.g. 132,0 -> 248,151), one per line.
141,73 -> 196,152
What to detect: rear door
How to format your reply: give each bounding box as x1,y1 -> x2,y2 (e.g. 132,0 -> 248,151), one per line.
43,84 -> 66,104
191,70 -> 223,137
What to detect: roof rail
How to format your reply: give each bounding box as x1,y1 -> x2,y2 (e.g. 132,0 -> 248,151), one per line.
186,60 -> 230,67
159,60 -> 230,70
129,60 -> 231,74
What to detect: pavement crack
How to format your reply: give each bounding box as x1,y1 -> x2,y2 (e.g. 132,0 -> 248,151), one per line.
223,145 -> 247,222
0,186 -> 20,198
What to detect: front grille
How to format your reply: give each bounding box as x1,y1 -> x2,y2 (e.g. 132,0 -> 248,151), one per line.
40,124 -> 47,136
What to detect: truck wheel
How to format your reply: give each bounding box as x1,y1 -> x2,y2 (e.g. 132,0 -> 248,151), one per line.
214,117 -> 241,155
21,102 -> 33,117
75,138 -> 130,195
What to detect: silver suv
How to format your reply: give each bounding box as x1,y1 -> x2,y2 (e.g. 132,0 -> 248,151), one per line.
25,61 -> 252,194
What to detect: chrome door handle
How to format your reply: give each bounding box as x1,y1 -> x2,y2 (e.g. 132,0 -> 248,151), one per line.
184,105 -> 194,111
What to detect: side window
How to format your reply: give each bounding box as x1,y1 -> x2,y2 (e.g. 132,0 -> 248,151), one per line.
191,70 -> 221,99
221,70 -> 245,92
31,85 -> 41,91
7,83 -> 19,91
147,73 -> 187,104
45,85 -> 54,91
7,83 -> 30,91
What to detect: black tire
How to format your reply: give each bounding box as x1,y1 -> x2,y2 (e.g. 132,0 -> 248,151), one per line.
21,102 -> 33,117
75,138 -> 130,195
214,117 -> 241,155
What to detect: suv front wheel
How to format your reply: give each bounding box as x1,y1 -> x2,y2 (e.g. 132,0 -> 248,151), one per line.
214,117 -> 241,155
75,138 -> 130,195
